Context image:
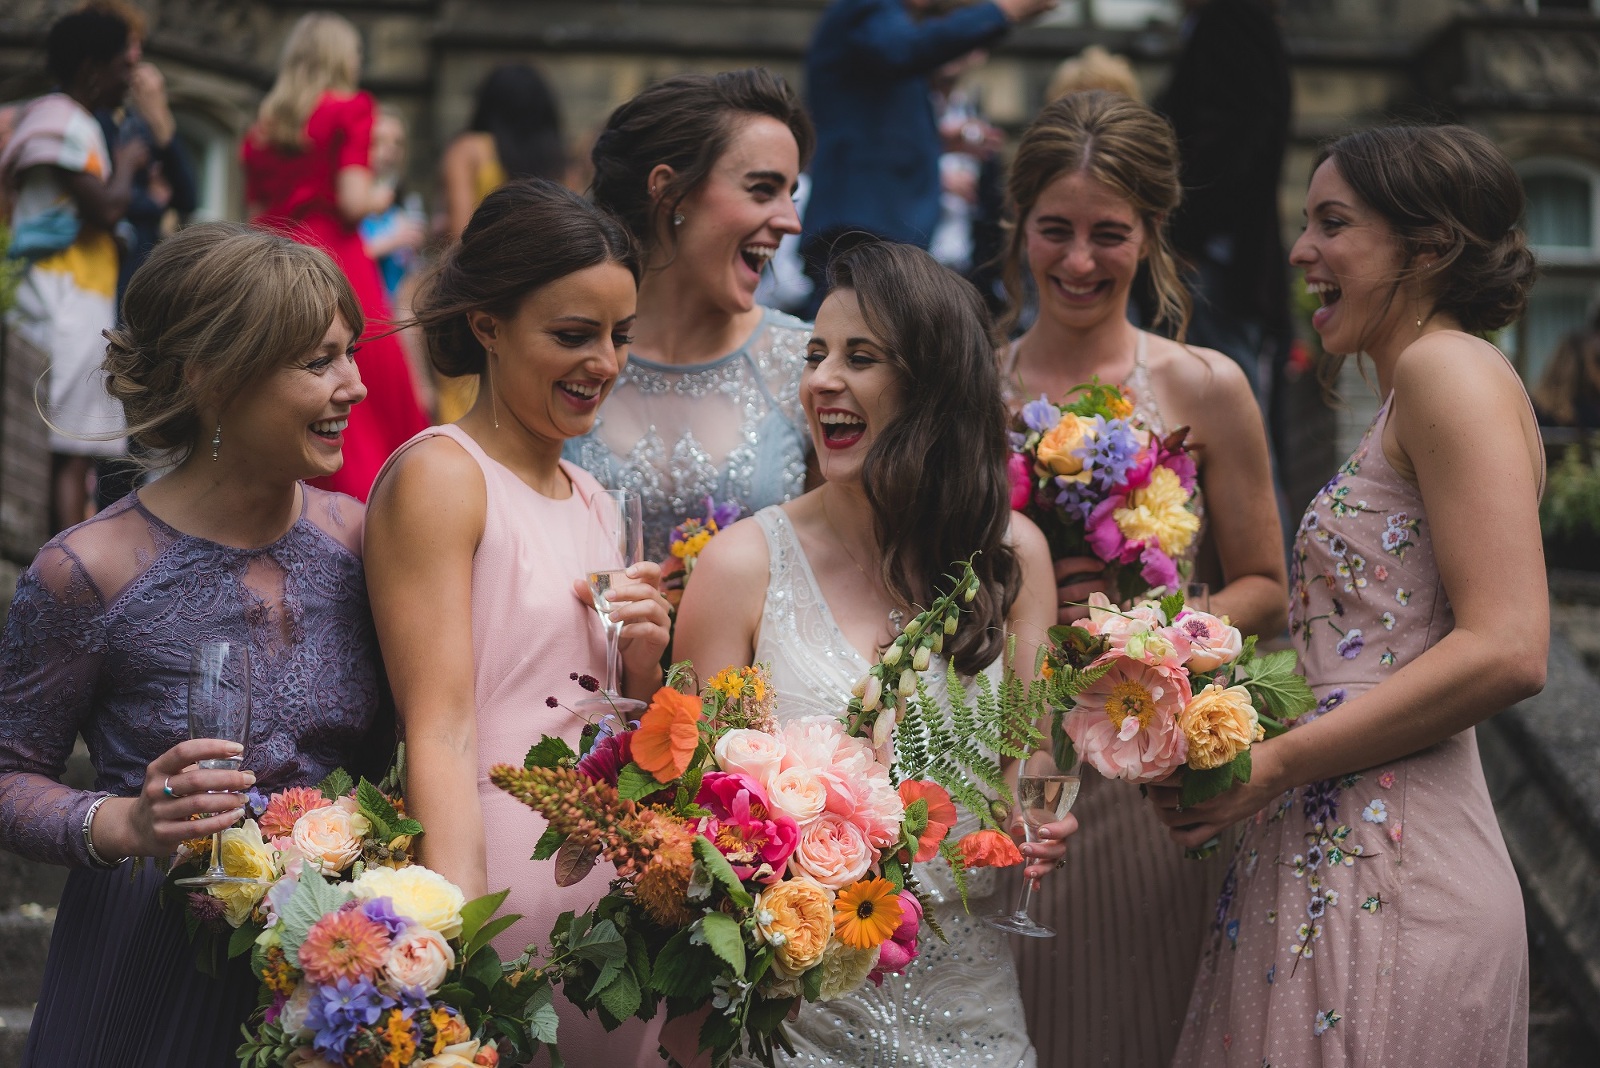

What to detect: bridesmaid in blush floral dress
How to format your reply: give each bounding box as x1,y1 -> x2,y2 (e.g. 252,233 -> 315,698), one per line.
1154,125 -> 1545,1068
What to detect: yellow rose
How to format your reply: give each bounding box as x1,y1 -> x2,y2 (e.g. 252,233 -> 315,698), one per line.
1035,415 -> 1093,479
753,878 -> 833,978
352,865 -> 466,940
1179,683 -> 1264,770
418,1040 -> 481,1067
210,819 -> 276,926
1114,465 -> 1200,555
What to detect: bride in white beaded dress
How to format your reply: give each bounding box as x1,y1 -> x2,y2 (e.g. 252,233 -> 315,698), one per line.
675,240 -> 1075,1067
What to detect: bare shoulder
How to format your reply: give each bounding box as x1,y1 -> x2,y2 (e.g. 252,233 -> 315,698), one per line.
1392,330 -> 1525,410
690,513 -> 773,589
1005,509 -> 1051,564
1147,335 -> 1254,407
439,133 -> 487,174
365,435 -> 486,545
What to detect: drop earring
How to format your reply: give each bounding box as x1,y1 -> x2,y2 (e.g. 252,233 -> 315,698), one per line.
672,213 -> 685,226
211,421 -> 222,461
485,353 -> 500,430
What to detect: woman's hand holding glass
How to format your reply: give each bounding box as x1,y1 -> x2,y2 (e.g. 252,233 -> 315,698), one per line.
572,560 -> 673,693
94,738 -> 253,860
1016,812 -> 1078,884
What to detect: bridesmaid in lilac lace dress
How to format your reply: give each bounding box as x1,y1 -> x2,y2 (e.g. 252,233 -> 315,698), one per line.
0,224 -> 388,1067
1153,126 -> 1545,1067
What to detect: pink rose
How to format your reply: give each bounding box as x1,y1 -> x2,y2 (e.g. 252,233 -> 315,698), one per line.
869,891 -> 923,985
695,772 -> 799,883
1174,610 -> 1243,673
1007,451 -> 1033,511
1063,656 -> 1190,783
714,729 -> 787,785
381,925 -> 456,995
780,716 -> 849,772
788,812 -> 873,890
291,804 -> 368,875
817,750 -> 903,848
766,765 -> 827,826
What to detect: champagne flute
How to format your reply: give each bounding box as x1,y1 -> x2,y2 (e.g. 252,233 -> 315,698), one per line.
985,746 -> 1082,938
577,489 -> 647,722
174,639 -> 259,887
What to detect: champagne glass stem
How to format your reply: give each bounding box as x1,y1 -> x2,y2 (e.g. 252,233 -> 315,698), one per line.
208,829 -> 226,879
1011,825 -> 1037,919
604,617 -> 624,695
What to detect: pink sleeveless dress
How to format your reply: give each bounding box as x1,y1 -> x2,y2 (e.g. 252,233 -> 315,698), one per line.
376,425 -> 663,1066
1172,395 -> 1530,1067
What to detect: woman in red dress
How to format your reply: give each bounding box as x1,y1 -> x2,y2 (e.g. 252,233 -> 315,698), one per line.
242,12 -> 427,500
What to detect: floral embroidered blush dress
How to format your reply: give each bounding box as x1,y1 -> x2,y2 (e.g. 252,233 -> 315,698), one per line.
1172,396 -> 1529,1068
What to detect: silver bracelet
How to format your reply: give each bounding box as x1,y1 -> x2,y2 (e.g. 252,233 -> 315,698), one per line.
82,795 -> 119,869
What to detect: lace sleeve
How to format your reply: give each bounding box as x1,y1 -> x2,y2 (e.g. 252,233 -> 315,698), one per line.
0,546 -> 110,867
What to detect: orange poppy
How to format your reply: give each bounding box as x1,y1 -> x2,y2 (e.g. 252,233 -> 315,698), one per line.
833,877 -> 904,950
897,780 -> 957,863
956,828 -> 1023,869
631,687 -> 702,783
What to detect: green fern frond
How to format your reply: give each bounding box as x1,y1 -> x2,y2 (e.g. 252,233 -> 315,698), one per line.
939,838 -> 970,913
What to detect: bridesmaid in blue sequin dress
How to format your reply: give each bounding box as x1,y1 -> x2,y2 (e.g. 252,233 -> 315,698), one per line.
567,70 -> 817,561
0,224 -> 389,1067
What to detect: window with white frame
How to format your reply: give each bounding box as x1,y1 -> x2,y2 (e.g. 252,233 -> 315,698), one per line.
1513,158 -> 1600,385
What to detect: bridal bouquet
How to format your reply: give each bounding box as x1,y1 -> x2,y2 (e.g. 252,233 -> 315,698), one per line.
488,562 -> 1044,1067
1010,382 -> 1199,602
233,867 -> 529,1068
164,767 -> 422,971
1044,591 -> 1315,807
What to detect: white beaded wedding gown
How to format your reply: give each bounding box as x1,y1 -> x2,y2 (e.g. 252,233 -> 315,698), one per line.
741,506 -> 1037,1068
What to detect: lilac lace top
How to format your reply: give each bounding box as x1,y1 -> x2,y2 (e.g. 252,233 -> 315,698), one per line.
0,485 -> 383,868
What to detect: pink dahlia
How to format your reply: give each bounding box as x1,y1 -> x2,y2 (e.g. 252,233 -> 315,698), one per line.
575,730 -> 634,785
1064,656 -> 1190,783
259,786 -> 332,839
695,772 -> 799,883
297,909 -> 391,985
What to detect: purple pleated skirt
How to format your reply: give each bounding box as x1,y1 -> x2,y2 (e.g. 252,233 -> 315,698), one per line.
23,859 -> 258,1067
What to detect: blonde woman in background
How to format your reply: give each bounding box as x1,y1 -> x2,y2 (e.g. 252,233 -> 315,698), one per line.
242,11 -> 427,502
1045,44 -> 1143,102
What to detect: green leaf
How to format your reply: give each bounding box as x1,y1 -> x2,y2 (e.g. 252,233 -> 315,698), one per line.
801,962 -> 824,1002
525,983 -> 560,1044
278,868 -> 348,968
458,888 -> 512,946
597,967 -> 642,1023
1050,715 -> 1077,776
355,779 -> 395,841
389,818 -> 424,838
531,825 -> 567,861
317,767 -> 353,800
573,918 -> 628,966
691,836 -> 753,909
434,982 -> 474,1011
525,735 -> 578,770
1231,747 -> 1253,783
881,854 -> 906,892
1159,592 -> 1186,623
698,912 -> 746,978
616,762 -> 662,801
652,927 -> 715,999
1243,649 -> 1316,722
227,921 -> 259,959
1179,763 -> 1237,808
463,943 -> 503,992
464,914 -> 521,961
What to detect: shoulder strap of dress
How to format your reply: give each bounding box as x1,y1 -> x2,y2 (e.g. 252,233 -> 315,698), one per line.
1126,331 -> 1170,433
369,424 -> 491,501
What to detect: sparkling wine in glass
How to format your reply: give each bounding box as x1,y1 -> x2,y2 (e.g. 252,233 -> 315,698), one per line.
175,639 -> 259,887
577,490 -> 647,721
985,747 -> 1082,938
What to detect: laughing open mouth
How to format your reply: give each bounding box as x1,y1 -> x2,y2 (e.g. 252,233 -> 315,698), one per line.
740,244 -> 776,274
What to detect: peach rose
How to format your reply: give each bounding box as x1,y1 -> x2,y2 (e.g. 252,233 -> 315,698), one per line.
714,729 -> 787,785
380,925 -> 455,995
766,765 -> 828,826
1179,683 -> 1263,770
1036,414 -> 1093,479
291,804 -> 368,875
789,813 -> 874,890
753,878 -> 833,977
1174,610 -> 1244,673
780,716 -> 849,771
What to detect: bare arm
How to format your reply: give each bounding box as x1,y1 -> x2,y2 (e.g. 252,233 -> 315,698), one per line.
439,136 -> 482,241
363,439 -> 489,896
62,139 -> 148,230
1153,335 -> 1547,847
336,165 -> 392,226
672,518 -> 771,680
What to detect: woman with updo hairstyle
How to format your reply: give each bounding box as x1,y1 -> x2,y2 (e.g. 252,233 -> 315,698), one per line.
1002,89 -> 1287,1067
675,240 -> 1073,1066
1151,125 -> 1544,1067
567,68 -> 816,564
0,222 -> 388,1066
363,178 -> 675,1065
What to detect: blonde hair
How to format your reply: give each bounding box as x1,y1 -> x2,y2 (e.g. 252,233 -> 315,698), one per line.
103,222 -> 362,461
255,12 -> 361,152
1004,90 -> 1190,339
1046,46 -> 1142,103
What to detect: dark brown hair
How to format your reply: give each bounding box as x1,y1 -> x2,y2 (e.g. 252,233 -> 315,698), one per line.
1003,90 -> 1190,339
827,241 -> 1021,676
1316,124 -> 1536,338
104,222 -> 361,460
589,68 -> 815,259
412,178 -> 640,377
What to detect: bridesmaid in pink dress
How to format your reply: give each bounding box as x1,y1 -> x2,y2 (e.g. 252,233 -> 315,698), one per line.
364,180 -> 675,1066
1152,125 -> 1546,1067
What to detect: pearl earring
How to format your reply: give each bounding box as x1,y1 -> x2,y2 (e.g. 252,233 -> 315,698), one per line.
211,421 -> 222,461
673,213 -> 685,226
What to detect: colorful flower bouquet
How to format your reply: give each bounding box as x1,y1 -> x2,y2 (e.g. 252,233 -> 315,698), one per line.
233,866 -> 531,1068
1043,591 -> 1315,810
1010,381 -> 1200,602
488,562 -> 1047,1067
661,497 -> 740,608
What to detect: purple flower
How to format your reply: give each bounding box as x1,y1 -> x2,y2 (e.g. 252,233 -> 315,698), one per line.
187,891 -> 226,928
306,977 -> 392,1058
575,730 -> 634,785
1317,689 -> 1347,716
361,896 -> 410,939
1022,395 -> 1062,433
1336,629 -> 1364,659
1211,861 -> 1238,932
1052,477 -> 1099,524
1302,779 -> 1341,825
246,787 -> 270,817
705,496 -> 741,530
1078,416 -> 1141,487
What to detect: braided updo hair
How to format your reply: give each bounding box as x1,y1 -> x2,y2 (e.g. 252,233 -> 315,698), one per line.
1316,124 -> 1537,335
104,222 -> 361,460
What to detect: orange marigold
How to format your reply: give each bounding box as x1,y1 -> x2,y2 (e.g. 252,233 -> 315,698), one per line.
631,687 -> 702,783
833,878 -> 904,950
956,828 -> 1023,870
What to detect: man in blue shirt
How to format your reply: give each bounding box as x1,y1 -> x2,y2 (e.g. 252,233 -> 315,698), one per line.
801,0 -> 1054,309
